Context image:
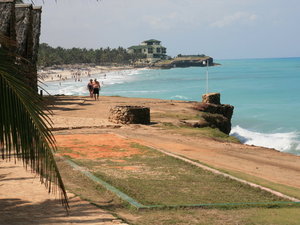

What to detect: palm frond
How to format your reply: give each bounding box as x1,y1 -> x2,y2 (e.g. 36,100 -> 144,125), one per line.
0,35 -> 68,209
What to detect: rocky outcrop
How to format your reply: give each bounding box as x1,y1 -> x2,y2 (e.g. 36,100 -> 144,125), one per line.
194,102 -> 234,121
153,56 -> 215,69
201,113 -> 231,134
192,93 -> 234,134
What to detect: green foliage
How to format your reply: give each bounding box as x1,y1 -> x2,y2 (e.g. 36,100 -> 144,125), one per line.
37,43 -> 146,67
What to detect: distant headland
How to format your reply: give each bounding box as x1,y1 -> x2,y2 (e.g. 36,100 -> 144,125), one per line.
128,39 -> 218,69
37,39 -> 218,70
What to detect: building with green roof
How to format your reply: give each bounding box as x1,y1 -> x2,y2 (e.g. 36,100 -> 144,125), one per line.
128,39 -> 167,63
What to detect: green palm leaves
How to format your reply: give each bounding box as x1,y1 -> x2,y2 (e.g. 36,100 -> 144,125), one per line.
0,35 -> 68,209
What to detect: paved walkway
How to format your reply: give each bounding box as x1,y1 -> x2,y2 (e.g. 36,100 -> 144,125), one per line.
0,161 -> 128,225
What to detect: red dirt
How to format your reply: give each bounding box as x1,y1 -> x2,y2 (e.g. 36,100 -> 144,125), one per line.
55,133 -> 144,160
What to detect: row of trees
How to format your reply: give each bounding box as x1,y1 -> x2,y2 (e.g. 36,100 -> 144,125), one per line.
37,43 -> 146,67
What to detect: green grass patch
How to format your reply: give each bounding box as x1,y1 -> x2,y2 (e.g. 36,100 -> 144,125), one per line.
117,207 -> 300,225
151,112 -> 201,121
64,142 -> 285,206
152,111 -> 240,143
55,146 -> 300,225
57,147 -> 87,157
157,122 -> 240,143
217,169 -> 300,200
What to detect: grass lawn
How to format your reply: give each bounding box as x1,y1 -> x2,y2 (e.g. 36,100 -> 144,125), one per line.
115,207 -> 300,225
54,132 -> 300,225
56,135 -> 285,206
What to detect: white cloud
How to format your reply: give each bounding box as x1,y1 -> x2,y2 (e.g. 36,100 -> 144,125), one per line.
143,12 -> 184,30
210,12 -> 258,28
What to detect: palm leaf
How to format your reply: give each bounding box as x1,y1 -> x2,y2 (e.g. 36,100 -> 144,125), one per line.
0,35 -> 68,209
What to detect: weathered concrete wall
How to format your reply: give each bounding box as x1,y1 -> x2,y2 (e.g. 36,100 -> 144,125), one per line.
0,0 -> 16,48
15,4 -> 33,59
0,1 -> 42,89
7,3 -> 41,90
29,6 -> 42,89
31,6 -> 42,65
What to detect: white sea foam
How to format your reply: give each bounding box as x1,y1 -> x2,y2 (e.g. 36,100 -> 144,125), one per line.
93,69 -> 142,86
171,95 -> 189,100
116,90 -> 162,93
230,125 -> 300,154
41,68 -> 144,96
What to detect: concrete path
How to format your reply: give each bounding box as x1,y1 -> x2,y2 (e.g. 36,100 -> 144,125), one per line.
0,161 -> 128,225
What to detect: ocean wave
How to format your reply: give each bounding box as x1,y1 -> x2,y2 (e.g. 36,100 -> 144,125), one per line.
44,85 -> 88,96
171,95 -> 189,100
126,68 -> 148,75
230,125 -> 300,155
42,68 -> 144,95
108,90 -> 162,94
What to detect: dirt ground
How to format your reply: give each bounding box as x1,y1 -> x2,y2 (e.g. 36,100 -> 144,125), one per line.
1,95 -> 300,225
0,160 -> 128,225
51,96 -> 300,190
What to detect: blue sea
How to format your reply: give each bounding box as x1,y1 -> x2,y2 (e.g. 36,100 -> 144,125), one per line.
41,57 -> 300,155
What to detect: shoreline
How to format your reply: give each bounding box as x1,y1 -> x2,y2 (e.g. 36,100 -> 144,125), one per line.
38,64 -> 137,82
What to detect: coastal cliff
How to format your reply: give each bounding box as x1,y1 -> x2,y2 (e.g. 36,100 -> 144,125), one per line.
182,93 -> 234,134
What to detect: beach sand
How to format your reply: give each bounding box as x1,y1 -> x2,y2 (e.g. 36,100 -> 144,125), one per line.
0,160 -> 128,225
38,64 -> 135,82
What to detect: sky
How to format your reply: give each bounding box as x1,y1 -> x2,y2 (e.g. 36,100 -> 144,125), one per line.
26,0 -> 300,59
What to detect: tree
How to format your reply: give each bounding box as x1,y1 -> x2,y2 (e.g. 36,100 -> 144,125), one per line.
0,35 -> 68,209
37,43 -> 146,67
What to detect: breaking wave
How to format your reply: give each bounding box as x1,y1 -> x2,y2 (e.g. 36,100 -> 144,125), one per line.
230,125 -> 300,155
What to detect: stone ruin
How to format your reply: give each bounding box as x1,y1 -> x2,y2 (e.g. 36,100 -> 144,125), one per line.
202,92 -> 221,104
0,0 -> 42,90
109,105 -> 150,125
191,93 -> 234,134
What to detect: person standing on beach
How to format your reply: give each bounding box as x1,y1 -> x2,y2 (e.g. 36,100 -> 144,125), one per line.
93,79 -> 100,100
87,79 -> 94,98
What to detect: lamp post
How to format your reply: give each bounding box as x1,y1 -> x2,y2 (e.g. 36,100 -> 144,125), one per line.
203,59 -> 209,94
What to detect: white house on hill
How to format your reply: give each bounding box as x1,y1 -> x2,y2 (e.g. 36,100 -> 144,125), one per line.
128,39 -> 167,62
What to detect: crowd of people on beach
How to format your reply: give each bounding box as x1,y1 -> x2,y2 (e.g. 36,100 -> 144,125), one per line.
38,69 -> 91,82
87,79 -> 101,100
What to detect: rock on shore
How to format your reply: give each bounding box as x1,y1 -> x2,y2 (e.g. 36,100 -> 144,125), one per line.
191,93 -> 234,134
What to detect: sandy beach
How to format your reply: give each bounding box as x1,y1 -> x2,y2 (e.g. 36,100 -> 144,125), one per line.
38,64 -> 136,82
